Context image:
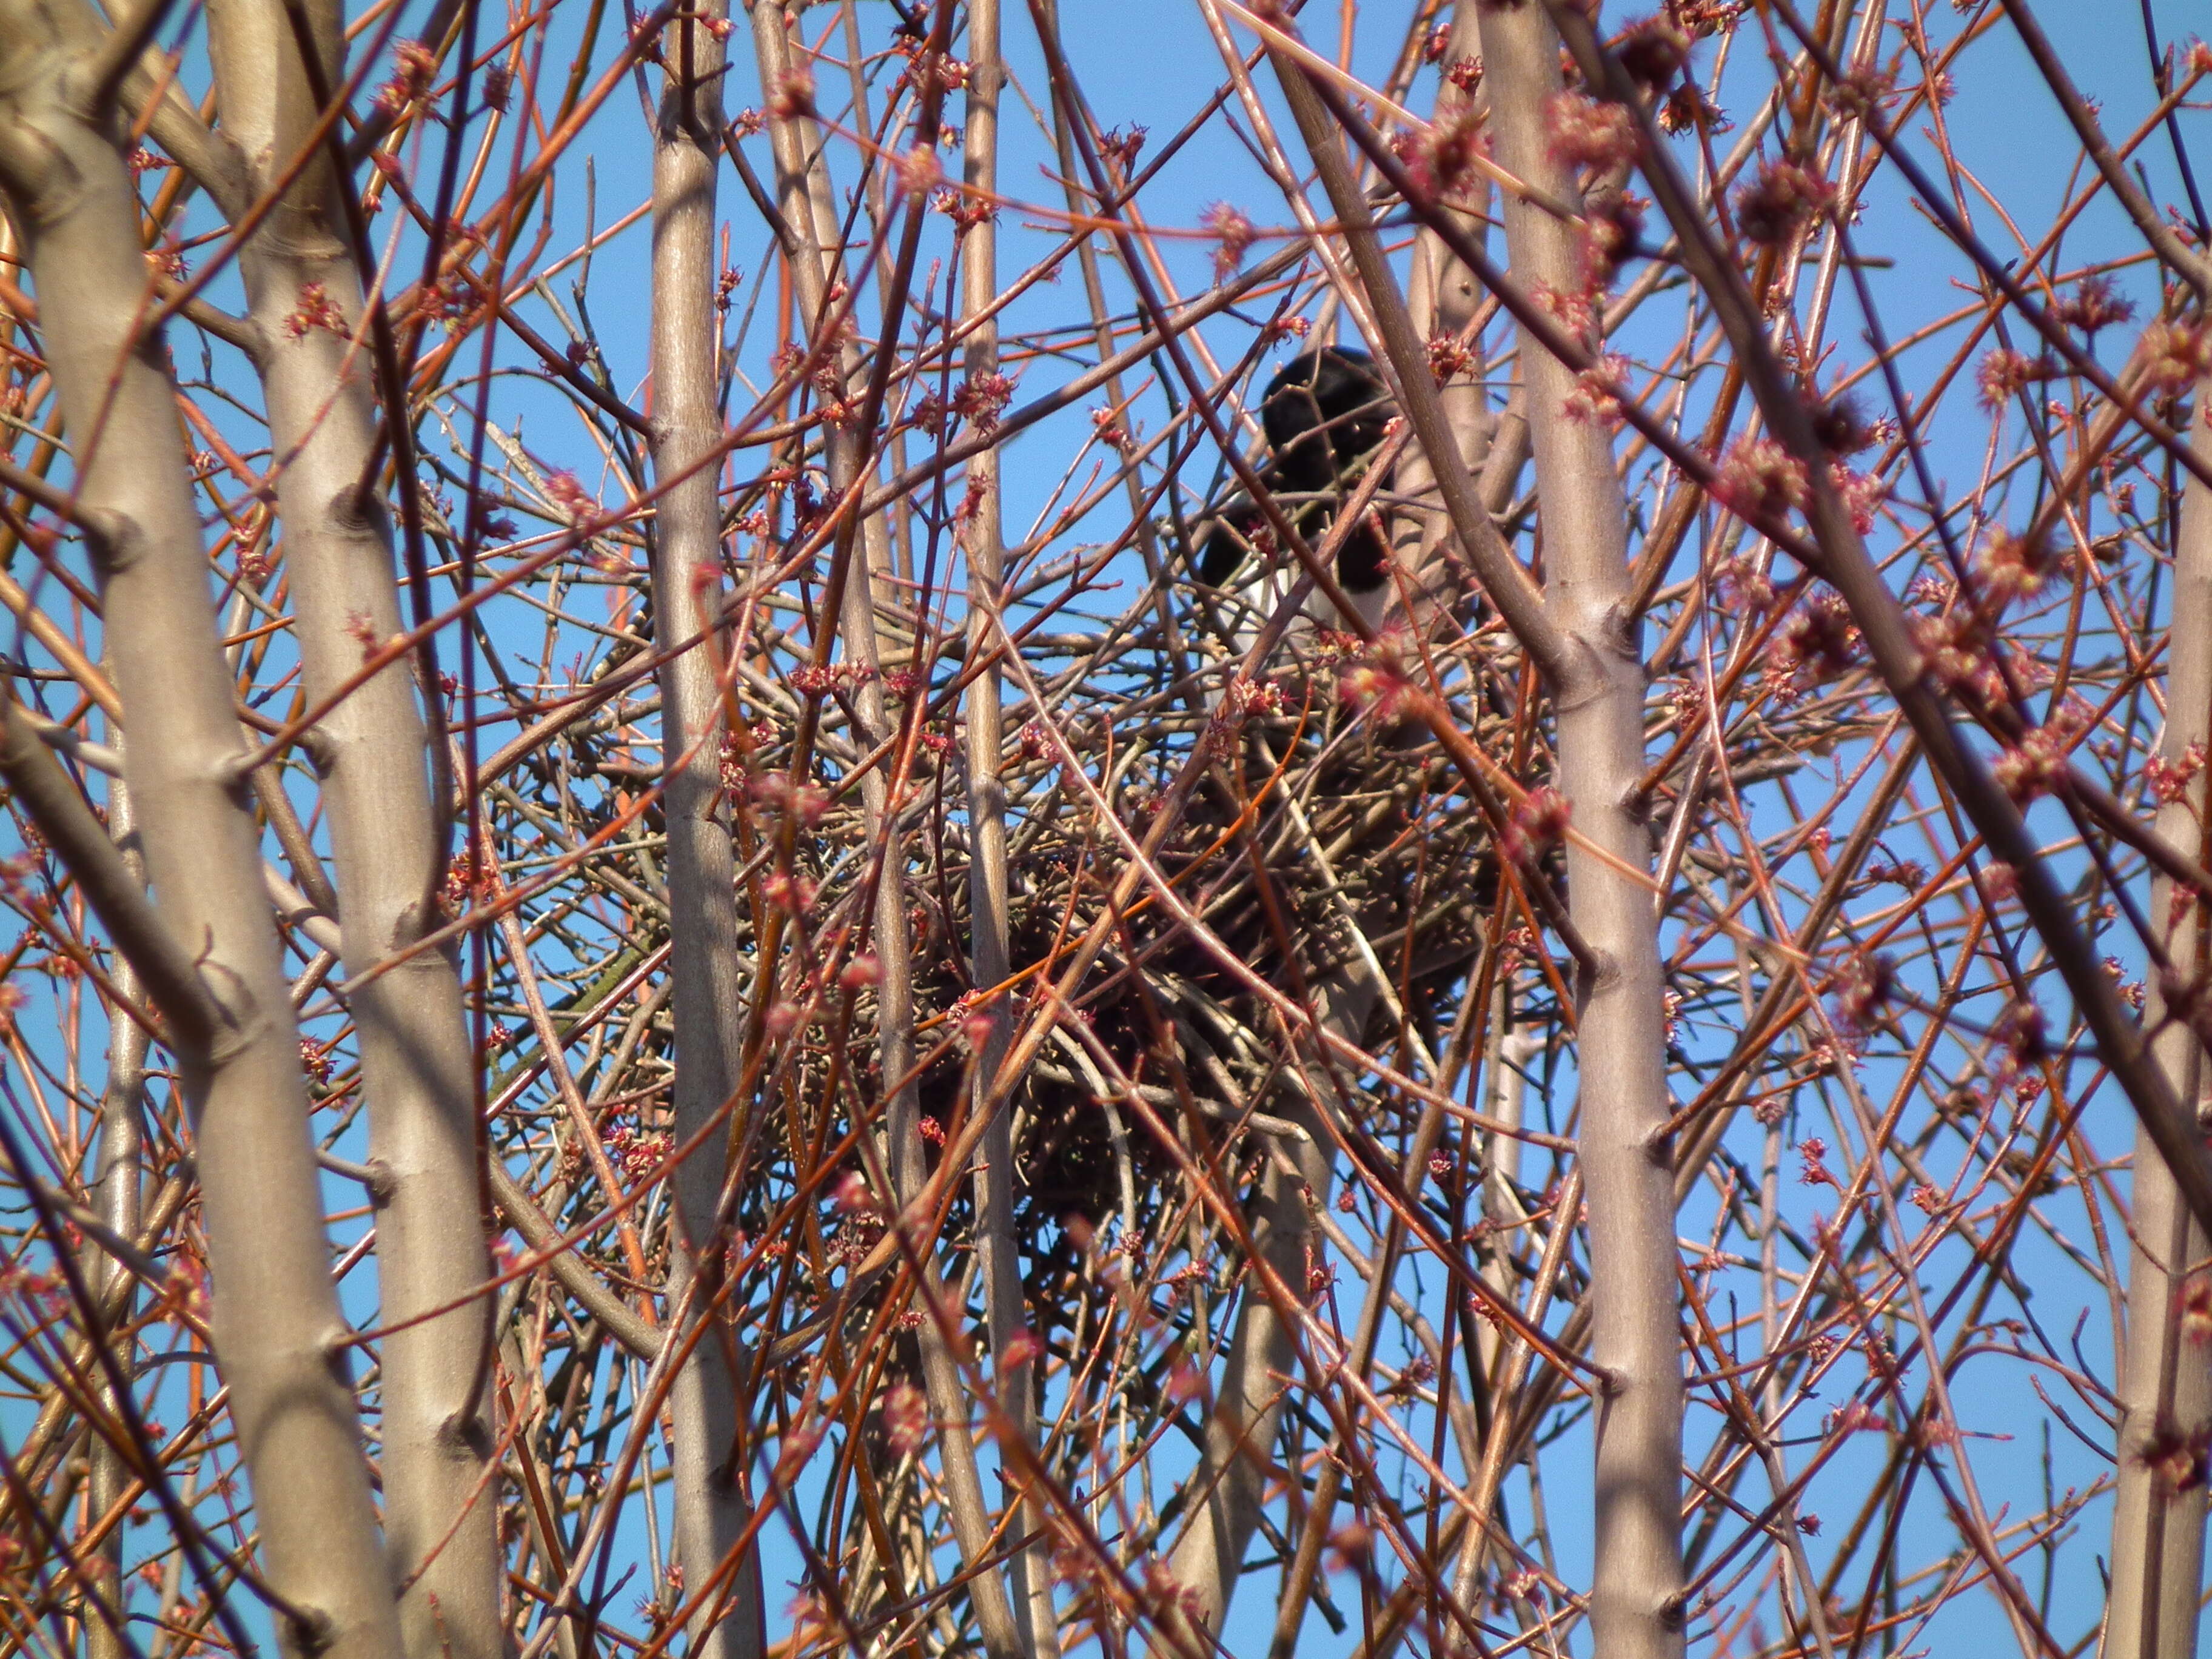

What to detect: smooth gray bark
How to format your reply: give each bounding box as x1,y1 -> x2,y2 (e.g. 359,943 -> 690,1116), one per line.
87,758 -> 144,1659
648,6 -> 766,1652
2106,379 -> 2212,1659
203,7 -> 504,1654
957,1 -> 1060,1653
0,8 -> 403,1657
1165,984 -> 1372,1639
1478,10 -> 1688,1655
1393,0 -> 1495,581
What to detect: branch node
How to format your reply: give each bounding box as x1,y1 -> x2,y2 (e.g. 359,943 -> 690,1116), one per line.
364,1158 -> 397,1207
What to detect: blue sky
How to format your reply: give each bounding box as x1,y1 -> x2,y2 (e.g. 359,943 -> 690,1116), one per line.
7,1 -> 2212,1656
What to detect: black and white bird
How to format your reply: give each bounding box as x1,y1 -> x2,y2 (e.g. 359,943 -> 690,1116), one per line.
1195,345 -> 1399,638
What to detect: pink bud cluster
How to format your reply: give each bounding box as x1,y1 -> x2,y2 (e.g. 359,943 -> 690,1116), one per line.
1201,203 -> 1256,280
1991,703 -> 2089,805
1501,786 -> 1571,866
2147,741 -> 2207,805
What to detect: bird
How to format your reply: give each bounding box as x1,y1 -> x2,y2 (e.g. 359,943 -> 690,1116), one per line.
1195,344 -> 1398,625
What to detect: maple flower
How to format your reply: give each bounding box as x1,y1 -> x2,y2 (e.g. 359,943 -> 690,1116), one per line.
769,67 -> 815,118
1201,202 -> 1257,280
894,142 -> 941,199
2143,318 -> 2212,392
1614,16 -> 1692,88
882,1381 -> 930,1454
1712,437 -> 1811,524
283,282 -> 348,340
1734,158 -> 1835,246
1546,93 -> 1637,170
2052,274 -> 2134,337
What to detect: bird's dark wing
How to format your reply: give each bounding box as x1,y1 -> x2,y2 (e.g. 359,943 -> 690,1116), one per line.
1197,346 -> 1400,598
1196,488 -> 1262,588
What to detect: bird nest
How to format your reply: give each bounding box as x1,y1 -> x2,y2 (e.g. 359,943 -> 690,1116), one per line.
683,350 -> 1553,1326
738,583 -> 1527,1316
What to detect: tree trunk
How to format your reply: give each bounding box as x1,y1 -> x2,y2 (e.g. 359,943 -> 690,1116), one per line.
1165,984 -> 1372,1639
0,8 -> 403,1657
203,7 -> 504,1654
648,6 -> 766,1652
1257,10 -> 1680,1647
1395,0 -> 1496,578
748,8 -> 1024,1654
2105,375 -> 2212,1659
1476,10 -> 1687,1656
957,0 -> 1059,1652
85,757 -> 144,1659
